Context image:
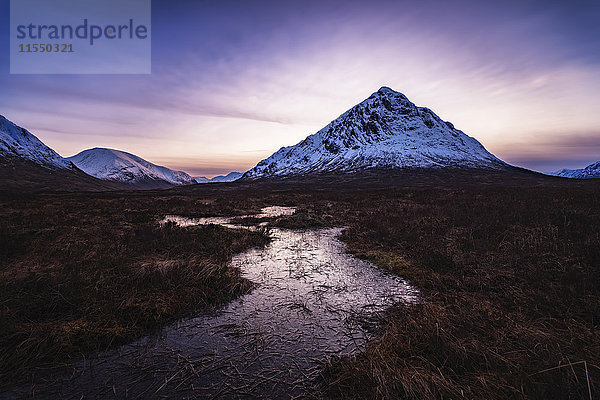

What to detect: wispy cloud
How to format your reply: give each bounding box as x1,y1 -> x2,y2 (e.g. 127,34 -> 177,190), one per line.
495,131 -> 600,171
0,0 -> 599,173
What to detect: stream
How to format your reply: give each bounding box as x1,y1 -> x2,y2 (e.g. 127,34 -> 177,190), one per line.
5,207 -> 417,399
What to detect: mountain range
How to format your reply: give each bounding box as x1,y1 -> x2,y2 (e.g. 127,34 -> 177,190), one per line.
0,115 -> 136,192
194,172 -> 243,183
0,115 -> 239,190
550,161 -> 600,179
3,86 -> 597,191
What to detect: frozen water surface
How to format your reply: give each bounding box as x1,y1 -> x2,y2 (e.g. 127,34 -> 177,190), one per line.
5,207 -> 417,399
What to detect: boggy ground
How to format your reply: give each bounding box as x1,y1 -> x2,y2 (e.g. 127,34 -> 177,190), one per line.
315,184 -> 600,399
0,192 -> 270,385
1,170 -> 599,399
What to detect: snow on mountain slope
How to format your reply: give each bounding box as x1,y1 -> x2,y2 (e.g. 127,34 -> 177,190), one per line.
245,87 -> 506,178
551,161 -> 600,179
67,148 -> 196,186
194,172 -> 243,183
0,115 -> 71,169
209,172 -> 243,182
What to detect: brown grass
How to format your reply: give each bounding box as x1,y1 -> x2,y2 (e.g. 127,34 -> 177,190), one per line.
177,174 -> 600,398
1,170 -> 599,399
0,192 -> 269,384
314,185 -> 600,399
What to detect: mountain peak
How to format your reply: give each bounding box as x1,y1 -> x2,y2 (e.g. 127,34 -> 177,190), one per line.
365,86 -> 411,107
377,86 -> 395,93
67,148 -> 196,187
245,90 -> 506,178
377,86 -> 402,95
374,86 -> 408,99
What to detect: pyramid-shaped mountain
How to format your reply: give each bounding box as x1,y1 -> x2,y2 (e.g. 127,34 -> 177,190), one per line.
245,87 -> 506,178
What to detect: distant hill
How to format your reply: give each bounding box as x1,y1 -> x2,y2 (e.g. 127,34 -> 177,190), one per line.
0,115 -> 131,192
550,161 -> 600,179
67,148 -> 196,189
194,172 -> 243,183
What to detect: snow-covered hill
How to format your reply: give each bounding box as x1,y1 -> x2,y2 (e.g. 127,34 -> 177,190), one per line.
551,161 -> 600,179
0,115 -> 72,169
209,172 -> 243,183
245,87 -> 506,178
67,148 -> 196,187
194,172 -> 243,183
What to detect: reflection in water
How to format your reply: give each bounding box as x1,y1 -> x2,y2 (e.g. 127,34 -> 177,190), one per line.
7,207 -> 417,399
162,206 -> 296,228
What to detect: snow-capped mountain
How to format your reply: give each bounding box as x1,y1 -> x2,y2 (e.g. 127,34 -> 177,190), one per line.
551,161 -> 600,179
194,172 -> 243,183
209,172 -> 243,183
0,115 -> 72,169
245,87 -> 506,178
67,148 -> 196,187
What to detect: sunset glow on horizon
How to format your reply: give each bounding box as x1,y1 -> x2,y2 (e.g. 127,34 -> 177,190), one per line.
1,0 -> 599,176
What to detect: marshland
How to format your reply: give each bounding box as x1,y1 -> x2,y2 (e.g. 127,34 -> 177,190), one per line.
1,171 -> 599,398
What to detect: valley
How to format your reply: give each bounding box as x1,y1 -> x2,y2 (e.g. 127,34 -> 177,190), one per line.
1,171 -> 598,398
2,0 -> 598,397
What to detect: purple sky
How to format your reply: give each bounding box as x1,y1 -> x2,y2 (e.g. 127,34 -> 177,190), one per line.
1,0 -> 599,176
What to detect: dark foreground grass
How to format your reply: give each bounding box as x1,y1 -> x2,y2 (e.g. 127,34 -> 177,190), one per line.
315,185 -> 600,399
1,172 -> 599,399
172,176 -> 600,398
0,192 -> 269,384
270,209 -> 333,229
